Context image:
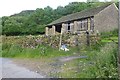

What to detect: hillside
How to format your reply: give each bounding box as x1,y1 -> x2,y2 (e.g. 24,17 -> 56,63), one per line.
10,10 -> 35,17
1,2 -> 118,36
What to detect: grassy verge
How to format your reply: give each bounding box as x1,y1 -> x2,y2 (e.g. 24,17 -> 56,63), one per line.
52,42 -> 118,78
101,36 -> 118,43
2,44 -> 73,58
2,35 -> 88,58
100,29 -> 118,43
2,39 -> 81,58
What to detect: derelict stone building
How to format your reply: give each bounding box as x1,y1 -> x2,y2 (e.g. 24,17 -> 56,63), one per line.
46,3 -> 118,36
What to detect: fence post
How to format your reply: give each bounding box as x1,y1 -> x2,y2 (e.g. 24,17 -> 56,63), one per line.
86,31 -> 90,46
59,28 -> 63,51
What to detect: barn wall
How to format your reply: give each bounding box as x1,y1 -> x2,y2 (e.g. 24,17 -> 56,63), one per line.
94,3 -> 118,33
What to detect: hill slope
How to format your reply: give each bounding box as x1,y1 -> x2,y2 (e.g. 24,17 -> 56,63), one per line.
2,2 -> 118,35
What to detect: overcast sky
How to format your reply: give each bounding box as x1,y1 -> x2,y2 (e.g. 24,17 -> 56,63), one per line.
0,0 -> 111,17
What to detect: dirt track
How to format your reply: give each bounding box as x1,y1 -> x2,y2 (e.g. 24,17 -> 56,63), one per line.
12,56 -> 87,78
1,58 -> 44,78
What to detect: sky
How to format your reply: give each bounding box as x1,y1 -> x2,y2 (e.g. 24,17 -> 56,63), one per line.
0,0 -> 111,17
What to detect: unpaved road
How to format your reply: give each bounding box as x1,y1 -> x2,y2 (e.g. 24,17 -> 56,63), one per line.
0,56 -> 87,78
11,55 -> 87,78
1,58 -> 44,78
58,56 -> 87,62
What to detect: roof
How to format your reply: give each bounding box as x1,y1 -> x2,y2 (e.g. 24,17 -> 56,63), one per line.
47,3 -> 113,26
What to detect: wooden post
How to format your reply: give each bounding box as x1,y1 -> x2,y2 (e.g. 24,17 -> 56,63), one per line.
59,28 -> 63,51
86,31 -> 90,46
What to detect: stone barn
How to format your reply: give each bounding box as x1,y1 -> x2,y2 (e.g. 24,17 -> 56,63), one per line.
45,3 -> 118,36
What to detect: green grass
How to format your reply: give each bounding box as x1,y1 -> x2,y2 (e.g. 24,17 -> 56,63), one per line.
52,43 -> 118,78
101,39 -> 118,43
2,43 -> 79,58
101,29 -> 118,38
101,36 -> 118,43
100,29 -> 118,43
2,35 -> 86,58
86,43 -> 118,78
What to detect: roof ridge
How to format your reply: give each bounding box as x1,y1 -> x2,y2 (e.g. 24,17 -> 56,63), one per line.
64,3 -> 112,17
47,2 -> 113,26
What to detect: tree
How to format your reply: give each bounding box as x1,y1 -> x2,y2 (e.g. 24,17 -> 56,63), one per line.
2,17 -> 22,35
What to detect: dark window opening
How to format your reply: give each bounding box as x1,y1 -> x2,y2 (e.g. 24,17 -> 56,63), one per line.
68,24 -> 70,31
48,26 -> 52,28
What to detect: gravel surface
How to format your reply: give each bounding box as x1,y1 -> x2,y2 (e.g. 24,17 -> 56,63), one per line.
11,56 -> 87,78
1,58 -> 44,78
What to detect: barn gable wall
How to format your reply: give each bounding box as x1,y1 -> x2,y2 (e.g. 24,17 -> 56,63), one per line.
94,3 -> 118,33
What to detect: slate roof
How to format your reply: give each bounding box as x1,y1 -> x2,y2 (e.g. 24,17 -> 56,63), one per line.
47,3 -> 112,26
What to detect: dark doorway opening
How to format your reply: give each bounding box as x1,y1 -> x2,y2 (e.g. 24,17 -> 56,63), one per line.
55,24 -> 62,33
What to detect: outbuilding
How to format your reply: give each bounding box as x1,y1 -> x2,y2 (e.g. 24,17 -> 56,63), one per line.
46,3 -> 118,36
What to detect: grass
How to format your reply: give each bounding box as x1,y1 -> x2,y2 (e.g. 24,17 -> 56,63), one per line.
52,42 -> 118,78
101,36 -> 118,43
2,35 -> 87,58
100,29 -> 118,42
2,42 -> 79,58
87,43 -> 118,78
